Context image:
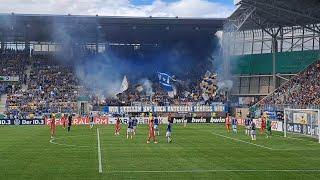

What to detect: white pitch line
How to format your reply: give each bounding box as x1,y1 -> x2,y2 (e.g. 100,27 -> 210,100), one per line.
50,138 -> 78,147
106,169 -> 320,173
211,132 -> 273,150
49,138 -> 96,148
97,128 -> 103,173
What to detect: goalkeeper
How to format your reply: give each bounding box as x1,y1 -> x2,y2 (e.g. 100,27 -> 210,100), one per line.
266,117 -> 272,138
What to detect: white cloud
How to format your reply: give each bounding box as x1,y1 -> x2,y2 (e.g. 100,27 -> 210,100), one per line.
0,0 -> 234,18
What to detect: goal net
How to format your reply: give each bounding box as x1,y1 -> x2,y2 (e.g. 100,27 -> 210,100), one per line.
284,108 -> 320,143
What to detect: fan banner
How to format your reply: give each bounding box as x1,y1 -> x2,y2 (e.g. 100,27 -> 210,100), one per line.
105,105 -> 226,113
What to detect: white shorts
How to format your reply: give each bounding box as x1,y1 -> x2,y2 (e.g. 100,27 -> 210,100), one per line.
90,121 -> 94,125
251,130 -> 256,135
166,131 -> 171,137
127,128 -> 133,133
232,125 -> 237,129
154,125 -> 159,129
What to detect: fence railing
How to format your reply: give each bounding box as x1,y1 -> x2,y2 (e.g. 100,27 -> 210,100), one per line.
253,104 -> 320,112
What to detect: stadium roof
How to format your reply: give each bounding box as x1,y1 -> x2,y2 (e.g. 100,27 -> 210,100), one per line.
228,0 -> 320,33
0,14 -> 225,43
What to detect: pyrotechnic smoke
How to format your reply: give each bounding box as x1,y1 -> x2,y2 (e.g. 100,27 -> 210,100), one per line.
213,30 -> 235,92
46,17 -> 220,98
140,79 -> 153,96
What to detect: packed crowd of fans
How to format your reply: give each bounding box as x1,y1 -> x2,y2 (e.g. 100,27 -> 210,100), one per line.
94,74 -> 226,107
257,60 -> 320,108
1,52 -> 227,117
0,54 -> 28,91
5,55 -> 79,118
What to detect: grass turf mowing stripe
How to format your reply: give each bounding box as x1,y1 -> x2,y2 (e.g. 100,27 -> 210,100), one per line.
211,132 -> 273,150
105,169 -> 320,173
4,125 -> 320,179
97,128 -> 103,173
275,134 -> 319,144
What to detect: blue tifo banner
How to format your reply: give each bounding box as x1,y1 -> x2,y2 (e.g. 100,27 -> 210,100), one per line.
0,119 -> 45,125
158,72 -> 173,91
104,105 -> 226,113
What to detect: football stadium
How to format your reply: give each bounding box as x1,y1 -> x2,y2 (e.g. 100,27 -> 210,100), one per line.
1,0 -> 320,179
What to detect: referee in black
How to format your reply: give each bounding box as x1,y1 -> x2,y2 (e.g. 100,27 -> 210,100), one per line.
67,114 -> 73,132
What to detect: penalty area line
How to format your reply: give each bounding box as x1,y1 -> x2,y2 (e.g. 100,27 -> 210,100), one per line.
211,132 -> 273,150
97,128 -> 103,173
106,169 -> 320,173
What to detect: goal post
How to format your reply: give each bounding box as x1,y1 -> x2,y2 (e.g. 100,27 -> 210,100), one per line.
284,108 -> 320,143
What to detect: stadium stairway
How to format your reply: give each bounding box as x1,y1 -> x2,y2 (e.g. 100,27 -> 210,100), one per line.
0,93 -> 7,114
21,65 -> 31,91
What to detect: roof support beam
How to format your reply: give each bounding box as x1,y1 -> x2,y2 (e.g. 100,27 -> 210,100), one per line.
234,6 -> 256,31
239,1 -> 320,34
302,24 -> 320,35
241,0 -> 320,22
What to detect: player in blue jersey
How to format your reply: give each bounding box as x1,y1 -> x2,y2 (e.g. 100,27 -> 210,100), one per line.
251,121 -> 257,141
166,119 -> 173,143
126,117 -> 134,139
245,114 -> 252,136
89,112 -> 94,129
232,117 -> 238,134
132,116 -> 138,135
154,115 -> 160,136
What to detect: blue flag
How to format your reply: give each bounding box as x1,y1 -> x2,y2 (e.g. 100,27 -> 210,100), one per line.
158,72 -> 173,91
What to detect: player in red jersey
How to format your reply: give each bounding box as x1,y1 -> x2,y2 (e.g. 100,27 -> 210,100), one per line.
61,114 -> 66,129
50,114 -> 56,138
115,118 -> 121,135
147,119 -> 158,144
260,115 -> 266,134
225,113 -> 231,132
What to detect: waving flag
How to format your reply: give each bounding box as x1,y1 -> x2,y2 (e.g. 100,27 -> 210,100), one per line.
158,72 -> 173,91
119,75 -> 129,93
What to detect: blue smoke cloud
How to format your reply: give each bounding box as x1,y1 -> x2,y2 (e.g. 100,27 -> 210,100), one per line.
49,19 -> 220,97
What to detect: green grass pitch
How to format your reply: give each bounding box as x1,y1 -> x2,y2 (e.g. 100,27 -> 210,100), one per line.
1,124 -> 320,180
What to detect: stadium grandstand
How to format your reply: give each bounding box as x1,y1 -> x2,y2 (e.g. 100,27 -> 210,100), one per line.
0,14 -> 226,118
225,0 -> 320,112
1,0 -> 320,179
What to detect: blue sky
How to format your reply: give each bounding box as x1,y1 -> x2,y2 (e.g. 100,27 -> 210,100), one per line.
0,0 -> 236,18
